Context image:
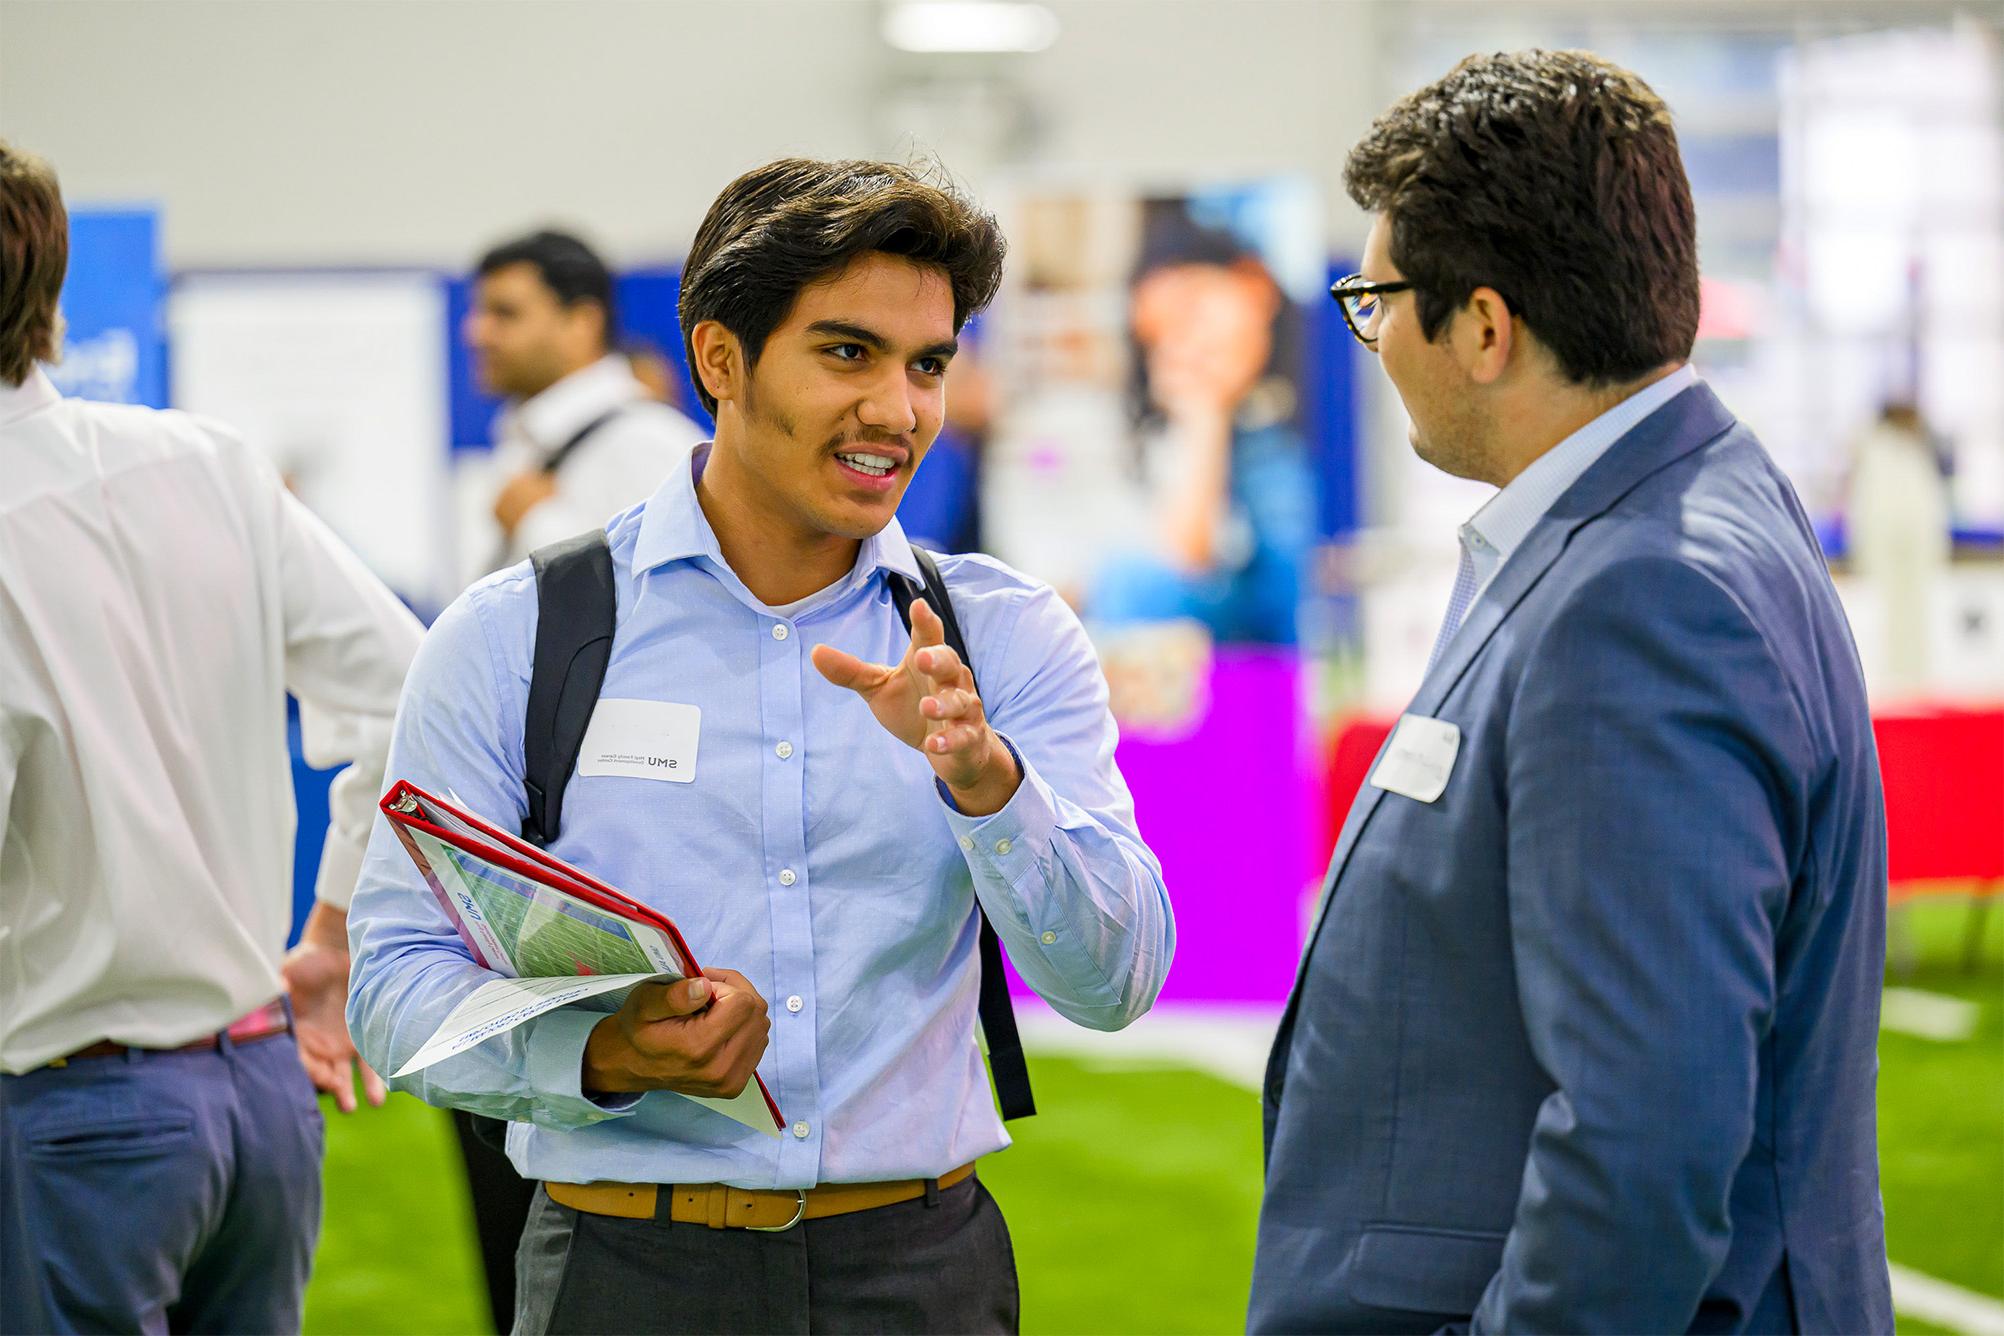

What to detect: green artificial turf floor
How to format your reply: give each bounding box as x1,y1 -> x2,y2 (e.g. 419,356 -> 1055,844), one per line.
303,897 -> 2001,1334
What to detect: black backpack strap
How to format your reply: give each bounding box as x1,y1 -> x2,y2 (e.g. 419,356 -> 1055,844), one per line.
522,529 -> 617,848
472,530 -> 616,1183
890,546 -> 1037,1122
540,408 -> 623,477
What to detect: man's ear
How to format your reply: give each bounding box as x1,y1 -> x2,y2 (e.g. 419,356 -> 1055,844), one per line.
1452,286 -> 1515,386
689,320 -> 743,407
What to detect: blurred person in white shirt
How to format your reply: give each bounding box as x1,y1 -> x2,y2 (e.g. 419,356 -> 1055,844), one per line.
0,141 -> 424,1334
1846,399 -> 1953,699
463,229 -> 705,580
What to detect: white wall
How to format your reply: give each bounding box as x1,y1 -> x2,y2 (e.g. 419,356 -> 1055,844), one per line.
0,0 -> 1384,269
12,0 -> 1992,551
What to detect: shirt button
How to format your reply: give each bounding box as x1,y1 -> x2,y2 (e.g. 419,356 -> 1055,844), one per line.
772,623 -> 789,641
1041,930 -> 1057,945
786,995 -> 803,1013
792,1121 -> 811,1139
957,835 -> 973,851
994,838 -> 1013,855
778,868 -> 797,887
776,740 -> 794,760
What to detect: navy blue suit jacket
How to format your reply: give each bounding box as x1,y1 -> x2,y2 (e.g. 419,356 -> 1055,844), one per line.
1250,385 -> 1893,1333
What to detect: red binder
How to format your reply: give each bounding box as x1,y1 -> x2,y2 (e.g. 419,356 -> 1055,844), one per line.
379,779 -> 783,1132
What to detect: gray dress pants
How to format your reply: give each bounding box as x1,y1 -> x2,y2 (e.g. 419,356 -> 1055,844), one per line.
513,1172 -> 1018,1335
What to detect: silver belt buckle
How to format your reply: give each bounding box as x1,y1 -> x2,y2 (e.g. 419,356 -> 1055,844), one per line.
747,1189 -> 807,1233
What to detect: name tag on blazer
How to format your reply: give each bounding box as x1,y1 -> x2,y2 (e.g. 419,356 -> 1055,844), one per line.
1369,713 -> 1461,803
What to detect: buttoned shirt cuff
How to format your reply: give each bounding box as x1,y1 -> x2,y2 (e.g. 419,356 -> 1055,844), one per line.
521,1007 -> 644,1123
934,734 -> 1027,817
937,734 -> 1057,935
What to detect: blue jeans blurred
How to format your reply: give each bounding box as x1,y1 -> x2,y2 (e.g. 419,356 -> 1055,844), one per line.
0,1031 -> 323,1334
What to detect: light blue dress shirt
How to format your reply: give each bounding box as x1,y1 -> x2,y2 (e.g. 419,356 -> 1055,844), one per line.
347,445 -> 1174,1189
1454,364 -> 1701,611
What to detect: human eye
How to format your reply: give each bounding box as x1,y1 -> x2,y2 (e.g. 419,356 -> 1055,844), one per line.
913,356 -> 949,378
825,343 -> 867,363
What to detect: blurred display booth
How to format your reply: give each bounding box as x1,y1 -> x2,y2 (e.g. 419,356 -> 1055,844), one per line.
985,179 -> 1341,1003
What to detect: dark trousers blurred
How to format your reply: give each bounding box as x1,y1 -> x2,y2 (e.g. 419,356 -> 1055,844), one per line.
451,1108 -> 537,1334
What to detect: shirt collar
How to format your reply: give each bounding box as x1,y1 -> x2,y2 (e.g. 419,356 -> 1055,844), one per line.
632,442 -> 924,594
507,354 -> 644,454
0,367 -> 61,430
1464,363 -> 1700,567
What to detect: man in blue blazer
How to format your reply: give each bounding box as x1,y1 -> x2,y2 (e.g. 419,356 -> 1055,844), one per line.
1252,51 -> 1893,1334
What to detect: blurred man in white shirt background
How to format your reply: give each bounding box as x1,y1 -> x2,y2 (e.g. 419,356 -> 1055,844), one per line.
0,140 -> 424,1334
448,227 -> 709,1328
461,229 -> 705,582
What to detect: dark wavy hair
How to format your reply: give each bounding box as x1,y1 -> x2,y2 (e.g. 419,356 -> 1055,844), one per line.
1345,49 -> 1699,386
678,157 -> 1006,416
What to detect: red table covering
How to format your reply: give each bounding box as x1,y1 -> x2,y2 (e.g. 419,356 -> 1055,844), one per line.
1323,707 -> 2004,899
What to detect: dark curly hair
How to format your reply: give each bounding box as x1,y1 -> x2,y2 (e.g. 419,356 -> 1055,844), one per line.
1345,49 -> 1699,387
679,158 -> 1006,416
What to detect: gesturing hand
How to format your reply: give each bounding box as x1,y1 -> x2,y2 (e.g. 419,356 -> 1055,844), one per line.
811,598 -> 1022,816
582,969 -> 771,1098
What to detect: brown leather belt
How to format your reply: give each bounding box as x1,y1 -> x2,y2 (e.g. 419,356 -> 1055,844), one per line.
546,1161 -> 976,1230
43,999 -> 291,1069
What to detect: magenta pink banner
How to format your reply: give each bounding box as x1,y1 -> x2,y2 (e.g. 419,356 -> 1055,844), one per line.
1009,646 -> 1326,1005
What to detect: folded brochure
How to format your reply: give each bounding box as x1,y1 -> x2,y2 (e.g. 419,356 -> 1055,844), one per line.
378,780 -> 782,1137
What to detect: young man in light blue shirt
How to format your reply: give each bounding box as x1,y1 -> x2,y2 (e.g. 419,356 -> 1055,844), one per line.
347,158 -> 1175,1334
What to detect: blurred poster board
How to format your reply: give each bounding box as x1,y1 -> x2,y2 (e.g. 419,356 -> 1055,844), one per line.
988,180 -> 1322,664
169,272 -> 454,614
50,208 -> 167,408
988,180 -> 1327,1004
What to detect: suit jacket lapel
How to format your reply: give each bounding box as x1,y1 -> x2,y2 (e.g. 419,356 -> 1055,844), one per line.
1289,384 -> 1740,983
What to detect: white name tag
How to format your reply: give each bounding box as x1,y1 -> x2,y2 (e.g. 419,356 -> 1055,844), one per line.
1368,713 -> 1461,803
577,699 -> 701,783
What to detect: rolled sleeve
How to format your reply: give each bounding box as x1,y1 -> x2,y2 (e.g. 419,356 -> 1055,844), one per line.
273,482 -> 423,909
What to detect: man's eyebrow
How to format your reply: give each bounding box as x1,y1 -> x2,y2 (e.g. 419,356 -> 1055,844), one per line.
806,320 -> 890,351
807,320 -> 959,363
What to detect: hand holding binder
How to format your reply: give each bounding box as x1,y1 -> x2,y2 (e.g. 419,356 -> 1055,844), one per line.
580,970 -> 771,1099
378,780 -> 783,1136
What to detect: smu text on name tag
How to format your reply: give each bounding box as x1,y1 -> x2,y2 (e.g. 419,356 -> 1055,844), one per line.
577,699 -> 701,783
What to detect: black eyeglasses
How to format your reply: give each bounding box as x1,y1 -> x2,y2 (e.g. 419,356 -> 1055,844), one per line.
1329,273 -> 1415,349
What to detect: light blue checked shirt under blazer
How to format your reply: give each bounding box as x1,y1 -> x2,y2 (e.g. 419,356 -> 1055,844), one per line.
347,445 -> 1174,1189
1434,365 -> 1701,661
